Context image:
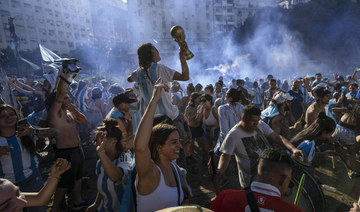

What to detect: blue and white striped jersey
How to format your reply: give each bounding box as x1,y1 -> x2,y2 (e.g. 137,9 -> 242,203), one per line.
0,135 -> 38,183
96,151 -> 134,212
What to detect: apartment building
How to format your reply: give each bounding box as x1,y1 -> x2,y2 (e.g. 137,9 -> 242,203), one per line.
214,0 -> 310,33
0,0 -> 95,53
126,0 -> 214,55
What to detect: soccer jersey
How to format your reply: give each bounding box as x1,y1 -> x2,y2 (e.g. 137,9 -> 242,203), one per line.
130,63 -> 179,120
96,151 -> 134,212
0,135 -> 38,183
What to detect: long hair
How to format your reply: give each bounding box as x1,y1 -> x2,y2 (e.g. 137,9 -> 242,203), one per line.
290,112 -> 336,146
0,104 -> 35,155
227,88 -> 240,103
188,92 -> 201,107
95,119 -> 124,156
75,80 -> 87,98
201,94 -> 213,106
149,123 -> 177,162
137,43 -> 155,70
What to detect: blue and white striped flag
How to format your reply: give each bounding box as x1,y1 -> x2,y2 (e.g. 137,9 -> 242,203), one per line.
19,57 -> 41,70
39,44 -> 61,63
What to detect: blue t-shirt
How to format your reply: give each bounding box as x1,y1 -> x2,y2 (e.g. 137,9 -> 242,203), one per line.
288,90 -> 304,121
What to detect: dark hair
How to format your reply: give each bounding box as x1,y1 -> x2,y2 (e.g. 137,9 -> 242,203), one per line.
227,88 -> 240,103
242,105 -> 261,121
258,147 -> 294,173
188,92 -> 201,107
186,83 -> 195,96
149,123 -> 178,161
153,114 -> 175,126
195,83 -> 203,92
350,83 -> 359,89
204,84 -> 214,94
349,103 -> 360,121
252,81 -> 258,88
101,80 -> 110,87
75,80 -> 87,98
91,87 -> 102,100
95,119 -> 124,155
269,79 -> 277,84
137,43 -> 155,70
0,104 -> 35,155
201,94 -> 213,106
109,84 -> 124,95
290,112 -> 336,146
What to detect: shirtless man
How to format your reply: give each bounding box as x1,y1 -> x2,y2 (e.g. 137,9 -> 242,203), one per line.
47,74 -> 87,211
263,91 -> 303,140
305,87 -> 331,128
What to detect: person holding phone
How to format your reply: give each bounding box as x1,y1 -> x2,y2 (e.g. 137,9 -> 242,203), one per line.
0,104 -> 46,212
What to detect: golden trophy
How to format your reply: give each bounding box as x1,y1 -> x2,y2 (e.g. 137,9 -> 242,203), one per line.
170,25 -> 194,60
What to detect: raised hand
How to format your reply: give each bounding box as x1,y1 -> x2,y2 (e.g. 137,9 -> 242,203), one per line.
151,78 -> 169,101
50,158 -> 71,178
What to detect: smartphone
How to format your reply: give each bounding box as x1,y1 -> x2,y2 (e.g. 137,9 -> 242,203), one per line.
17,118 -> 28,126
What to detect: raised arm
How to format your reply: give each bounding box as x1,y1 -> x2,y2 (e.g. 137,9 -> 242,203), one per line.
134,79 -> 168,177
7,78 -> 33,96
97,140 -> 124,182
269,132 -> 306,160
25,158 -> 70,206
172,42 -> 189,81
48,77 -> 67,119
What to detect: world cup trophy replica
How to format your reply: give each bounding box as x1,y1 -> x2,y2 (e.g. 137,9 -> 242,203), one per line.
170,25 -> 194,60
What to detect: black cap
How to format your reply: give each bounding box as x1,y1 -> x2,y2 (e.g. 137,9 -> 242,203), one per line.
113,93 -> 136,107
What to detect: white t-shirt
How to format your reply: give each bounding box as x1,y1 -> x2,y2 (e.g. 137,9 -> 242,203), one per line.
220,120 -> 273,188
130,63 -> 179,120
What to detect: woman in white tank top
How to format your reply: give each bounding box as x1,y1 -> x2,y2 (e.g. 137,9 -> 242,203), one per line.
134,80 -> 188,212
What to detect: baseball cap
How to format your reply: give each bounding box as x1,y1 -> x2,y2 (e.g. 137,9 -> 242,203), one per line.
113,93 -> 136,107
273,92 -> 293,104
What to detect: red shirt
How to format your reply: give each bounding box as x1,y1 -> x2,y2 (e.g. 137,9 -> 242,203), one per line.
211,182 -> 304,212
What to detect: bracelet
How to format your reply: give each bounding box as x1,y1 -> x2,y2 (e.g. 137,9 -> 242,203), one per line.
97,150 -> 106,156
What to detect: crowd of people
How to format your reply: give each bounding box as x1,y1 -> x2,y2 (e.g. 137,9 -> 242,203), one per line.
1,42 -> 360,212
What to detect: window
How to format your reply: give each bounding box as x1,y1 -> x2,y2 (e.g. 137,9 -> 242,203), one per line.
35,6 -> 42,13
23,3 -> 32,9
68,41 -> 74,48
55,10 -> 60,18
48,29 -> 55,36
45,8 -> 53,16
58,31 -> 64,36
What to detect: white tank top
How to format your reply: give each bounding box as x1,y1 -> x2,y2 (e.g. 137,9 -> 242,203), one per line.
203,106 -> 218,126
135,162 -> 184,212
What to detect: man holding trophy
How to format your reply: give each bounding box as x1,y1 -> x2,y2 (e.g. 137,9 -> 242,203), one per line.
127,25 -> 195,165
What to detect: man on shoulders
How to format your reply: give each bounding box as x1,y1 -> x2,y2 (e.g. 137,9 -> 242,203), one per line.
211,148 -> 304,212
